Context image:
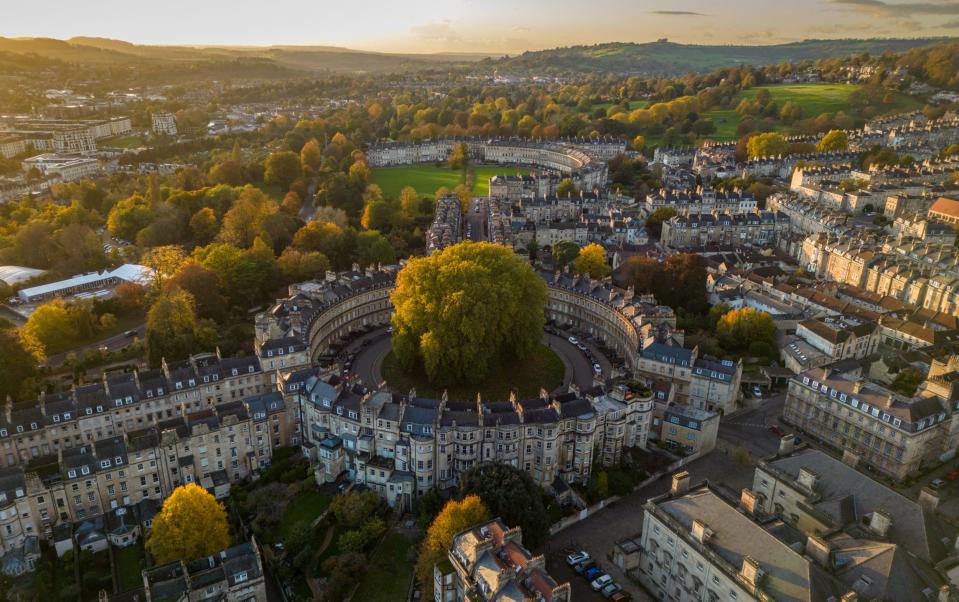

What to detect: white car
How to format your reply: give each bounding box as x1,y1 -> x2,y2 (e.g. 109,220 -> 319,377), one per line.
591,574 -> 613,591
593,363 -> 602,374
568,336 -> 579,345
752,386 -> 762,399
566,551 -> 590,566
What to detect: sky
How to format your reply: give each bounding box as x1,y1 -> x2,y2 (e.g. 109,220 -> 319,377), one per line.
2,0 -> 958,53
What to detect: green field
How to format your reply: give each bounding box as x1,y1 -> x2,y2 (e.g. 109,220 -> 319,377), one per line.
701,83 -> 924,141
381,343 -> 564,402
352,530 -> 417,602
101,135 -> 144,148
371,165 -> 529,199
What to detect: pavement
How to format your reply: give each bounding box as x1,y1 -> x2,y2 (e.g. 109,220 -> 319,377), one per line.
544,450 -> 757,601
717,391 -> 788,459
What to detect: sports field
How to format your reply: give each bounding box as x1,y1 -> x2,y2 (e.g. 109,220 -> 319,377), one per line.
701,83 -> 923,141
371,165 -> 529,199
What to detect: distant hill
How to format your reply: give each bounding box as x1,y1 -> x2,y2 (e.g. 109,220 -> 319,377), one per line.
488,38 -> 957,75
0,37 -> 490,74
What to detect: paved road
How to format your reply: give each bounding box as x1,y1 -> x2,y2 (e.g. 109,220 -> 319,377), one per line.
45,324 -> 145,367
464,198 -> 487,242
544,451 -> 757,601
348,328 -> 607,394
718,392 -> 788,459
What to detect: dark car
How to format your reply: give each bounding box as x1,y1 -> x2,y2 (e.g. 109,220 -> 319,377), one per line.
573,560 -> 595,575
123,329 -> 138,337
584,567 -> 605,582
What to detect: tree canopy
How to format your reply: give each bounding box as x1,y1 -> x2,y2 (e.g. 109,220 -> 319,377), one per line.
146,483 -> 230,564
715,307 -> 776,352
817,129 -> 850,152
391,242 -> 547,385
415,495 -> 490,599
459,462 -> 551,549
573,243 -> 610,279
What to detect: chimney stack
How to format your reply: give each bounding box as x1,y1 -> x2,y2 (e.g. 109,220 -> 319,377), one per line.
919,487 -> 941,512
691,520 -> 713,544
739,556 -> 763,587
797,467 -> 819,492
869,510 -> 892,538
671,471 -> 690,496
804,535 -> 831,567
740,488 -> 761,516
778,434 -> 796,456
842,449 -> 860,468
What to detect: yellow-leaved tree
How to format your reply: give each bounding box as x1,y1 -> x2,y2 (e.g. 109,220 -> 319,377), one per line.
573,243 -> 611,279
415,495 -> 491,598
146,483 -> 230,564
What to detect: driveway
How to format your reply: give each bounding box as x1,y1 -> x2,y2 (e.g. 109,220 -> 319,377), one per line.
544,451 -> 757,601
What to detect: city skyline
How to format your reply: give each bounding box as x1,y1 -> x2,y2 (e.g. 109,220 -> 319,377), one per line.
3,0 -> 959,54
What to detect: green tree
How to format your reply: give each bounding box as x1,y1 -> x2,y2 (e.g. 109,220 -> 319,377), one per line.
189,207 -> 219,245
716,307 -> 776,353
556,178 -> 580,196
107,193 -> 154,241
415,495 -> 490,599
264,150 -> 303,190
299,138 -> 323,172
399,186 -> 420,218
330,490 -> 383,527
552,240 -> 580,269
459,462 -> 551,549
646,207 -> 677,239
277,248 -> 331,282
166,261 -> 227,320
746,132 -> 788,159
145,289 -> 216,366
391,242 -> 547,384
0,329 -> 41,401
355,230 -> 395,268
21,299 -> 77,353
817,129 -> 850,152
573,243 -> 610,278
146,483 -> 230,564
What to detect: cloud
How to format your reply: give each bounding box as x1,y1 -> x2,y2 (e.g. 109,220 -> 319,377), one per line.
829,0 -> 959,16
409,21 -> 462,42
648,10 -> 706,16
512,25 -> 531,32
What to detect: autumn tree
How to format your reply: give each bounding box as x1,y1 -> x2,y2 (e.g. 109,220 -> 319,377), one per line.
299,138 -> 323,172
449,142 -> 470,170
264,150 -> 302,190
277,248 -> 330,282
399,186 -> 420,218
391,242 -> 547,384
107,194 -> 154,241
715,307 -> 776,353
746,132 -> 788,159
817,129 -> 850,152
166,261 -> 227,320
556,178 -> 580,197
1,328 -> 41,402
140,245 -> 186,290
145,289 -> 216,366
146,483 -> 230,564
21,299 -> 77,353
415,495 -> 490,598
573,243 -> 610,279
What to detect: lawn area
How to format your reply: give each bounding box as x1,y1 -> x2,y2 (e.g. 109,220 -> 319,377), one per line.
352,530 -> 417,602
371,165 -> 529,200
700,83 -> 923,141
381,342 -> 564,402
101,135 -> 145,148
114,544 -> 146,592
280,490 -> 332,541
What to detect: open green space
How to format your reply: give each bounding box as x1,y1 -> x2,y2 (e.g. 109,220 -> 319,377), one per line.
700,83 -> 924,141
101,135 -> 145,149
371,165 -> 529,200
114,544 -> 146,592
381,342 -> 564,402
589,99 -> 650,113
279,490 -> 332,541
352,530 -> 417,602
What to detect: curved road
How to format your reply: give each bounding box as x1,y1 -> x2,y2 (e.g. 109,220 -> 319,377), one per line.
347,327 -> 611,397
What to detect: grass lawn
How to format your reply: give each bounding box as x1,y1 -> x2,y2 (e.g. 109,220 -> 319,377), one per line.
381,343 -> 564,402
101,135 -> 144,148
113,544 -> 145,592
279,490 -> 332,541
371,165 -> 528,200
352,530 -> 416,602
700,83 -> 923,141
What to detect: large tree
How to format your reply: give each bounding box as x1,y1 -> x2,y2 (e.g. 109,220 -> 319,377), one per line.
146,483 -> 230,563
21,299 -> 77,353
573,243 -> 610,279
715,307 -> 776,353
817,129 -> 850,152
552,240 -> 580,269
391,242 -> 547,384
145,289 -> 216,366
459,462 -> 551,549
1,329 -> 41,401
415,495 -> 490,598
264,150 -> 303,190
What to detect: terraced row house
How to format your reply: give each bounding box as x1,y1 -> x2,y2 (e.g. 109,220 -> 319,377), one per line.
286,370 -> 653,510
660,210 -> 790,250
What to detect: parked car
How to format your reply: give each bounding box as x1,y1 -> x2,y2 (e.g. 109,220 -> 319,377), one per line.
931,478 -> 947,490
573,560 -> 595,575
123,329 -> 138,337
568,336 -> 579,345
769,424 -> 785,437
752,385 -> 762,398
577,343 -> 588,352
602,583 -> 623,598
566,551 -> 590,566
946,470 -> 959,481
584,567 -> 604,582
591,574 -> 613,591
593,363 -> 602,374
610,592 -> 632,602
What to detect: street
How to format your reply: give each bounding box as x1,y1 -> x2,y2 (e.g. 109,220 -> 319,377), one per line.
717,391 -> 788,459
44,324 -> 145,367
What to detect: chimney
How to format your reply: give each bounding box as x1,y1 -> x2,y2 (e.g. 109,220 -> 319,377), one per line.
805,535 -> 831,567
869,510 -> 892,537
779,434 -> 796,455
919,487 -> 941,512
841,593 -> 859,602
671,471 -> 690,496
739,556 -> 763,587
740,488 -> 761,515
852,380 -> 864,394
939,586 -> 952,602
842,449 -> 860,468
691,520 -> 713,544
797,467 -> 819,492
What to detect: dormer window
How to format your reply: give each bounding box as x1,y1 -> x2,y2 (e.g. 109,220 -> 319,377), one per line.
86,408 -> 92,415
176,382 -> 183,390
81,466 -> 90,475
147,391 -> 153,398
64,412 -> 71,419
53,416 -> 60,423
235,571 -> 248,583
212,374 -> 218,381
232,369 -> 238,377
14,488 -> 23,498
96,406 -> 103,413
267,351 -> 273,357
248,366 -> 254,373
115,457 -> 123,465
188,379 -> 195,387
16,426 -> 23,433
203,376 -> 209,383
288,346 -> 294,353
278,349 -> 284,355
100,460 -> 111,469
0,429 -> 5,437
125,396 -> 132,404
115,400 -> 123,408
158,387 -> 164,395
68,469 -> 77,478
